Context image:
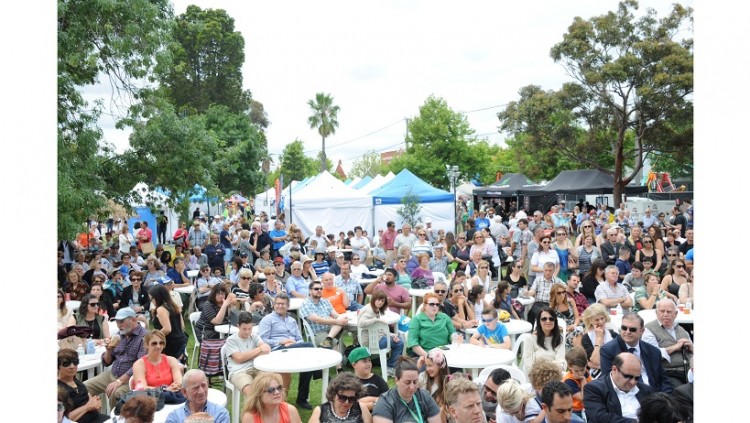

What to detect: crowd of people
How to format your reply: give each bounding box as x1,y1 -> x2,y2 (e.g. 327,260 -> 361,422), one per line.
57,200 -> 693,422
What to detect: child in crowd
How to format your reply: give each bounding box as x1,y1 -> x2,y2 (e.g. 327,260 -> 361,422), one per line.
469,308 -> 511,349
623,262 -> 645,291
615,248 -> 632,282
562,347 -> 592,419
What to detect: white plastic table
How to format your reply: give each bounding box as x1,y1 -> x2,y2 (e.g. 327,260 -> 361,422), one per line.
253,347 -> 342,403
107,388 -> 226,423
363,269 -> 385,278
638,309 -> 694,325
440,343 -> 515,378
77,345 -> 107,379
408,288 -> 432,316
288,297 -> 304,311
186,269 -> 200,279
67,300 -> 81,312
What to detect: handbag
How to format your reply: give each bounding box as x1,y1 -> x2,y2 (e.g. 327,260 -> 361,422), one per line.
141,242 -> 155,255
198,338 -> 226,376
57,325 -> 94,340
114,386 -> 165,415
411,278 -> 429,289
511,298 -> 524,315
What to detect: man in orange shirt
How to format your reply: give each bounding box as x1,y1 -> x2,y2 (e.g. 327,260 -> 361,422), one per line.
320,272 -> 349,314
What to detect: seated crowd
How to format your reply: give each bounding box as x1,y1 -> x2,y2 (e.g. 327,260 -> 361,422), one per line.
57,203 -> 694,422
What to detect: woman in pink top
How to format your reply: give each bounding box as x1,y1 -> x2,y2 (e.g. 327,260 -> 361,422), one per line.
131,330 -> 183,392
242,371 -> 302,423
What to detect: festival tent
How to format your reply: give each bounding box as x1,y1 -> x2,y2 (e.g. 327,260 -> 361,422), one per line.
127,183 -> 180,246
472,173 -> 539,197
290,171 -> 373,237
346,176 -> 362,187
356,172 -> 394,194
352,176 -> 373,189
369,169 -> 454,234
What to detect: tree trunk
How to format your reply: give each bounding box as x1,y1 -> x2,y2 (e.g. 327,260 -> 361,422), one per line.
320,136 -> 327,173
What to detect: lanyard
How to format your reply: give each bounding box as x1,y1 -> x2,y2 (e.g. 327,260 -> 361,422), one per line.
399,394 -> 423,423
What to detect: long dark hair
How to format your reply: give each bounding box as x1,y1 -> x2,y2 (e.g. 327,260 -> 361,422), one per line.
468,285 -> 484,305
585,258 -> 606,280
493,281 -> 510,308
535,306 -> 562,350
149,284 -> 180,314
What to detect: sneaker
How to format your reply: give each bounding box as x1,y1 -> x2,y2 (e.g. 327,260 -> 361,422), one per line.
320,337 -> 333,349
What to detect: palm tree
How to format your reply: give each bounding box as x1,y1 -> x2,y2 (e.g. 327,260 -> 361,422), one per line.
307,92 -> 340,173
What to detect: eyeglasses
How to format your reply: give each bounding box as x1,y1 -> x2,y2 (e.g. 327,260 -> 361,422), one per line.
479,266 -> 488,269
482,318 -> 496,323
621,325 -> 639,333
675,264 -> 684,269
149,341 -> 165,346
275,263 -> 284,266
60,359 -> 79,367
240,276 -> 252,280
616,367 -> 641,381
292,268 -> 302,271
582,225 -> 592,228
556,233 -> 566,236
426,302 -> 440,307
540,316 -> 555,322
312,287 -> 323,291
336,393 -> 358,403
265,386 -> 283,394
130,277 -> 142,281
483,386 -> 497,399
667,254 -> 677,257
556,292 -> 566,296
434,290 -> 446,294
201,269 -> 210,272
418,233 -> 426,236
541,241 -> 550,244
453,289 -> 463,294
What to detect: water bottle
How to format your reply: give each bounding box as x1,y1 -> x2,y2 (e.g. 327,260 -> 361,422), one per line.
86,338 -> 96,354
615,303 -> 623,315
76,343 -> 85,357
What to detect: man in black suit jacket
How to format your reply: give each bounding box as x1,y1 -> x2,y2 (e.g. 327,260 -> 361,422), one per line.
584,352 -> 655,422
600,313 -> 672,393
120,270 -> 150,324
600,227 -> 623,265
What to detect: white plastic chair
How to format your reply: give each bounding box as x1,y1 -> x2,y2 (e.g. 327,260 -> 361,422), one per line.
220,344 -> 241,423
357,321 -> 392,378
512,333 -> 532,373
432,272 -> 447,283
477,364 -> 528,385
301,318 -> 318,347
189,311 -> 202,368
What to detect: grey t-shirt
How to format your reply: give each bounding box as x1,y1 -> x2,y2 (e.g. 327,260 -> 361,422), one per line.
373,388 -> 440,422
224,332 -> 263,377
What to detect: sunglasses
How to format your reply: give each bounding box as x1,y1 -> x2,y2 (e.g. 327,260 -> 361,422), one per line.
621,325 -> 639,333
582,225 -> 592,228
541,241 -> 550,244
556,233 -> 566,236
201,269 -> 210,272
479,266 -> 488,269
540,316 -> 556,322
275,263 -> 284,266
337,393 -> 358,403
556,292 -> 566,295
434,290 -> 446,294
675,264 -> 684,269
426,302 -> 440,307
616,367 -> 641,381
418,233 -> 426,236
453,289 -> 463,294
149,341 -> 165,346
483,386 -> 497,399
265,386 -> 283,394
481,318 -> 495,323
88,302 -> 99,307
312,287 -> 323,291
60,359 -> 79,367
130,277 -> 142,281
643,240 -> 652,244
667,254 -> 677,257
240,276 -> 252,280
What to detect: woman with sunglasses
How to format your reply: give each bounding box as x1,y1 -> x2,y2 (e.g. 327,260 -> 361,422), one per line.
394,255 -> 413,290
310,372 -> 372,423
575,220 -> 601,248
82,257 -> 106,286
195,264 -> 222,310
635,235 -> 664,277
549,283 -> 582,349
68,294 -> 111,344
575,233 -> 601,278
501,258 -> 527,298
241,371 -> 302,423
661,258 -> 691,298
372,357 -> 442,423
450,233 -> 471,273
89,280 -> 115,319
552,226 -> 577,283
57,348 -> 109,423
446,282 -> 478,331
131,330 -> 184,395
530,234 -> 560,280
408,292 -> 456,358
468,259 -> 492,293
143,256 -> 165,288
412,229 -> 434,257
522,305 -> 566,374
149,284 -> 187,360
492,281 -> 520,320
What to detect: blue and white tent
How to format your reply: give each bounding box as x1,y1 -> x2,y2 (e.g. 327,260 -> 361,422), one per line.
369,169 -> 455,233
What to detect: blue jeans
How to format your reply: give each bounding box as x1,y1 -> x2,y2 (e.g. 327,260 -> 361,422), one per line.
347,302 -> 364,311
379,334 -> 404,368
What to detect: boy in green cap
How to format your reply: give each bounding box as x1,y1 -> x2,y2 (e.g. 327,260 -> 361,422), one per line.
348,346 -> 389,412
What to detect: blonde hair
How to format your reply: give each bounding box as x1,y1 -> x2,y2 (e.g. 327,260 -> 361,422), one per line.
582,303 -> 611,331
242,372 -> 285,415
497,379 -> 533,413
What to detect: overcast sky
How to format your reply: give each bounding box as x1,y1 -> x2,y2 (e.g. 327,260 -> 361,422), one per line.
85,0 -> 692,173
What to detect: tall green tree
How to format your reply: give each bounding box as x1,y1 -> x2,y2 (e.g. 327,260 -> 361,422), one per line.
349,150 -> 383,178
387,96 -> 485,190
277,139 -> 319,183
161,5 -> 250,114
500,0 -> 693,203
307,93 -> 340,173
58,0 -> 173,240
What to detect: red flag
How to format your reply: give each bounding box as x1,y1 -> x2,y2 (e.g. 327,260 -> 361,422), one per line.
274,178 -> 281,216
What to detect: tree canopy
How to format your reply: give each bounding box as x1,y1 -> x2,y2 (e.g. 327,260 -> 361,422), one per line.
349,150 -> 383,179
498,0 -> 693,202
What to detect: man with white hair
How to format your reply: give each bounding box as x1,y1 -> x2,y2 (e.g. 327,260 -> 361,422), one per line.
600,227 -> 623,266
166,369 -> 229,423
642,299 -> 694,388
489,214 -> 509,241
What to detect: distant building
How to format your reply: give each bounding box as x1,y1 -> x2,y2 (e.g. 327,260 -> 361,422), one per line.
380,149 -> 404,165
335,160 -> 347,179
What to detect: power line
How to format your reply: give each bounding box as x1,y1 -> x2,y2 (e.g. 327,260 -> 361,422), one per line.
304,118 -> 405,154
462,103 -> 508,114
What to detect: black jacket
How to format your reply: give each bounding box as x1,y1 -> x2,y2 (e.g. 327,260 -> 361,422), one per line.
599,336 -> 672,394
121,284 -> 150,312
584,374 -> 654,423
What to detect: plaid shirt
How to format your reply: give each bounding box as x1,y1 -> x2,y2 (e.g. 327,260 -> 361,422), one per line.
530,275 -> 562,303
104,324 -> 147,378
299,297 -> 335,334
334,274 -> 363,303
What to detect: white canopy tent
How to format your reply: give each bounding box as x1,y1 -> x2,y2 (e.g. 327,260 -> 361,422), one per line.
290,171 -> 373,237
357,172 -> 395,194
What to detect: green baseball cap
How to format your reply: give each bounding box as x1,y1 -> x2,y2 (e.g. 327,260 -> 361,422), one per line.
348,346 -> 371,364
